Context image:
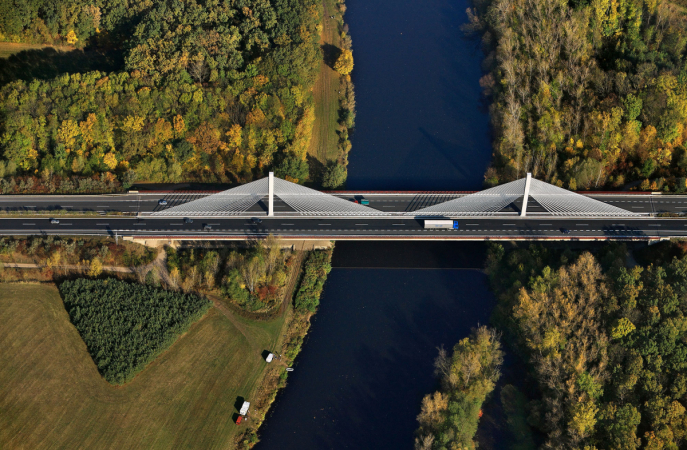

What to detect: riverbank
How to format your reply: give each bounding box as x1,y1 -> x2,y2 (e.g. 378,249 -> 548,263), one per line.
256,265 -> 495,449
307,0 -> 355,189
235,248 -> 334,448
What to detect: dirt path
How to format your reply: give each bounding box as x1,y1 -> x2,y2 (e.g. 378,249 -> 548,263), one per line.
2,249 -> 166,276
2,262 -> 134,273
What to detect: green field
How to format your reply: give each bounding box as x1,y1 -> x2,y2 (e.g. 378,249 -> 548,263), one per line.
0,283 -> 286,449
0,42 -> 71,58
307,0 -> 343,163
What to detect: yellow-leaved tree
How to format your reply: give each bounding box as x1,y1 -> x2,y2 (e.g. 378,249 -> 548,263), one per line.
66,30 -> 78,45
103,153 -> 118,170
334,49 -> 354,75
88,257 -> 103,277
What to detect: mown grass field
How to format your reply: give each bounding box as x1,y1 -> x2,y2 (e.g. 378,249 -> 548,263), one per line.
0,283 -> 286,449
307,0 -> 342,163
0,42 -> 71,58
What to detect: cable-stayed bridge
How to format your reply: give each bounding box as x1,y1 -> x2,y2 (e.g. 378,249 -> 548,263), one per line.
1,172 -> 687,242
150,172 -> 640,219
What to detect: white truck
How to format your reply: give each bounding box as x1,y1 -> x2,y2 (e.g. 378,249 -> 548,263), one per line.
424,220 -> 459,229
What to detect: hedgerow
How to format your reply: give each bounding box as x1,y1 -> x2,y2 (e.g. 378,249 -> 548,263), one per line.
293,248 -> 332,312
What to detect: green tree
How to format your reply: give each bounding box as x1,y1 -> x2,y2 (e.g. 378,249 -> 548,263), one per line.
275,154 -> 309,183
322,162 -> 347,189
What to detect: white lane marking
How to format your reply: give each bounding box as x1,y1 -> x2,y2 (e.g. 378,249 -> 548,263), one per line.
133,223 -> 146,226
96,205 -> 109,208
576,224 -> 589,226
540,223 -> 552,226
355,223 -> 368,226
466,223 -> 479,226
59,223 -> 72,226
96,223 -> 110,226
392,223 -> 405,226
22,223 -> 35,225
170,223 -> 184,226
648,224 -> 661,227
281,223 -> 294,226
504,223 -> 516,226
318,224 -> 331,226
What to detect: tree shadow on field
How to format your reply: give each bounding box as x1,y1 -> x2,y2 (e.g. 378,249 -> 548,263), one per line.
0,47 -> 124,86
321,43 -> 341,70
305,154 -> 326,188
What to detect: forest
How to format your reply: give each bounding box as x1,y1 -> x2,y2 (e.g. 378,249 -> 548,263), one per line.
166,236 -> 293,312
486,242 -> 687,449
59,278 -> 211,384
0,0 -> 327,192
470,0 -> 687,192
415,326 -> 503,450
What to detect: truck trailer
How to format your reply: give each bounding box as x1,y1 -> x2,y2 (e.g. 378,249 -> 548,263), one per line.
424,220 -> 459,229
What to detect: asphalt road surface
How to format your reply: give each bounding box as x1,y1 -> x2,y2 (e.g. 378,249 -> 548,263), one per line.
0,192 -> 684,215
1,216 -> 686,240
2,191 -> 687,239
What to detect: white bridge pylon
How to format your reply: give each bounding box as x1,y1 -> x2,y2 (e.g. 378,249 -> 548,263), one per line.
409,173 -> 641,217
154,172 -> 391,217
152,172 -> 642,218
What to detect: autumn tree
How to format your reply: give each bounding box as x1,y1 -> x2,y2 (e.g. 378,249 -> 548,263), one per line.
334,49 -> 354,75
88,257 -> 103,277
415,326 -> 503,450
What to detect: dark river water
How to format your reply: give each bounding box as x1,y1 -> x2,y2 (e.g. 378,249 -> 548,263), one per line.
257,258 -> 494,449
345,0 -> 491,191
257,0 -> 495,448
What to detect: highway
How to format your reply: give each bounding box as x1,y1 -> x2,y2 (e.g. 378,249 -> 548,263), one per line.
0,192 -> 686,214
1,216 -> 687,240
2,191 -> 687,240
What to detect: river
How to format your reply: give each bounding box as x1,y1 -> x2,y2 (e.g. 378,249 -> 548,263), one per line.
257,244 -> 494,449
344,0 -> 491,191
257,0 -> 494,448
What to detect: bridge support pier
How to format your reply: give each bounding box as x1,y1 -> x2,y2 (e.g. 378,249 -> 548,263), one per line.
520,172 -> 532,217
268,171 -> 274,216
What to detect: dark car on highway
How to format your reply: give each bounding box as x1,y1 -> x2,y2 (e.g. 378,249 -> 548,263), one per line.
560,228 -> 571,234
